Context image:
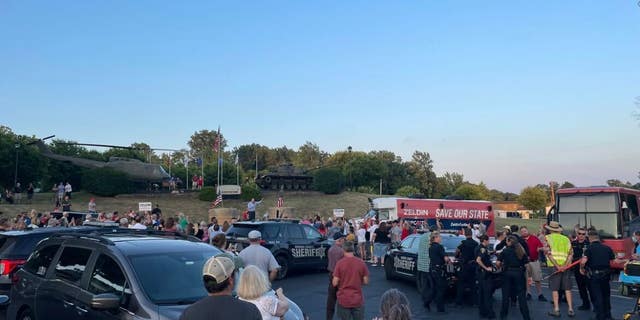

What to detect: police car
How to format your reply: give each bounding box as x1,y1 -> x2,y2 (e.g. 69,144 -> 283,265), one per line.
384,233 -> 465,293
226,221 -> 331,280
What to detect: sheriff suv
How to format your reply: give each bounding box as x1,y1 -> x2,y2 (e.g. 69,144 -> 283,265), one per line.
226,221 -> 331,279
8,229 -> 222,320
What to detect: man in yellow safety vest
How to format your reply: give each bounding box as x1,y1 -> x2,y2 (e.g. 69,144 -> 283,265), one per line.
544,221 -> 575,318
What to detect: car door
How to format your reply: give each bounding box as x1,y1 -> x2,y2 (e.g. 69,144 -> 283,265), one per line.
300,224 -> 329,267
391,236 -> 418,279
285,225 -> 310,265
36,246 -> 93,320
75,253 -> 139,320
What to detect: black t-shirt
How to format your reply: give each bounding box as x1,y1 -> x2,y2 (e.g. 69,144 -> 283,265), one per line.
179,295 -> 261,320
475,244 -> 492,268
457,238 -> 478,264
374,229 -> 391,244
429,242 -> 446,268
495,239 -> 506,252
584,241 -> 614,271
498,246 -> 528,268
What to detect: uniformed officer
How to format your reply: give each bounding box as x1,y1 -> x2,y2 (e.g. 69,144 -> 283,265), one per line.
429,231 -> 449,313
580,230 -> 614,320
475,234 -> 496,319
571,227 -> 592,311
456,227 -> 478,307
496,235 -> 531,320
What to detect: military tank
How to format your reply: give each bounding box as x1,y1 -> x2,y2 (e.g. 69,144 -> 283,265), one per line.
255,164 -> 314,190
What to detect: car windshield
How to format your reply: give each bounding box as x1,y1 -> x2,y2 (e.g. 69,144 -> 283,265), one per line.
129,247 -> 221,305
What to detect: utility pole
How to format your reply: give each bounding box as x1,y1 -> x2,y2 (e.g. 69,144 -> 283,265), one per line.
14,143 -> 20,187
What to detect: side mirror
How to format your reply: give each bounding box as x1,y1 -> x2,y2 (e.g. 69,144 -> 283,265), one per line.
0,295 -> 8,304
91,293 -> 120,310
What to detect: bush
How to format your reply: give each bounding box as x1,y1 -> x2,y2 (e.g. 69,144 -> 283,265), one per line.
356,186 -> 375,194
241,183 -> 262,201
83,168 -> 134,196
198,186 -> 217,201
396,185 -> 420,197
313,168 -> 344,194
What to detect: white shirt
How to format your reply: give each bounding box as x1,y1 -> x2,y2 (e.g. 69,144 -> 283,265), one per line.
130,223 -> 147,230
356,228 -> 366,243
64,184 -> 72,193
367,224 -> 379,242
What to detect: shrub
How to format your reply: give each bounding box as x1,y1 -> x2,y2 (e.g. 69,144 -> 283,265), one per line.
198,186 -> 217,201
396,185 -> 420,197
241,183 -> 262,201
356,186 -> 375,194
313,168 -> 344,194
83,168 -> 134,196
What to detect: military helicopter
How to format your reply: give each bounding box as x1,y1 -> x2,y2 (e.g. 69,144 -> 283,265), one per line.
31,135 -> 171,183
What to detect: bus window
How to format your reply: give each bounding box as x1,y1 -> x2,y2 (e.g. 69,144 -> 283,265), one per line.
621,193 -> 639,223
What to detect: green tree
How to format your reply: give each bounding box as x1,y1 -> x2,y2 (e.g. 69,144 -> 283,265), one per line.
454,183 -> 490,200
607,179 -> 633,188
434,172 -> 465,198
295,141 -> 326,169
188,129 -> 225,163
396,185 -> 420,197
408,151 -> 437,197
518,186 -> 548,211
313,167 -> 344,194
560,181 -> 575,189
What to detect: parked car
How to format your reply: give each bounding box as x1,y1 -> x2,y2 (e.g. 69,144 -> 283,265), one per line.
226,221 -> 331,279
0,226 -> 102,304
8,228 -> 304,320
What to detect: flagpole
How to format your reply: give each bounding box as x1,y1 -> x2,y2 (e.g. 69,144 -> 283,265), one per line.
236,153 -> 239,186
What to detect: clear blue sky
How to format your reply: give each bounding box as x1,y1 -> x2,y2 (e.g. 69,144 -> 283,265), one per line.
2,1 -> 639,192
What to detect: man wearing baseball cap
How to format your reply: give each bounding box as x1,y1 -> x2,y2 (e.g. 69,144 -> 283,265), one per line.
239,230 -> 280,281
179,256 -> 261,320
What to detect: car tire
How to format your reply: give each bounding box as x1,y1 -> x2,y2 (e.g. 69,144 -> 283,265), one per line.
276,255 -> 289,280
384,258 -> 395,280
18,308 -> 34,320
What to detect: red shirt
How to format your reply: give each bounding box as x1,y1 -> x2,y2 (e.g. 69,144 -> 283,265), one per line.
524,235 -> 543,261
333,256 -> 369,308
401,228 -> 410,240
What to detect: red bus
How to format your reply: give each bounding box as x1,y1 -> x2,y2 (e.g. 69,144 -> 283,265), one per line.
372,197 -> 496,237
550,187 -> 640,269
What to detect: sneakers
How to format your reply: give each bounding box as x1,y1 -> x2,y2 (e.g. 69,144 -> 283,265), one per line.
548,310 -> 561,317
538,294 -> 548,302
568,310 -> 575,318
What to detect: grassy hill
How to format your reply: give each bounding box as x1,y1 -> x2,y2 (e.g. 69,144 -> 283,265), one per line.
0,190 -> 545,231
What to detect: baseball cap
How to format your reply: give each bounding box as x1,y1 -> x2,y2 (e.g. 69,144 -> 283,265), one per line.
203,256 -> 235,283
248,230 -> 262,239
333,232 -> 346,241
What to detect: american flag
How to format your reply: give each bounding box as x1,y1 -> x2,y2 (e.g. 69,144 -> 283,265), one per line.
212,194 -> 223,207
276,196 -> 283,208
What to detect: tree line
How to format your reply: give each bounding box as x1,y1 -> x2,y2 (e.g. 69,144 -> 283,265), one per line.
1,126 -> 638,211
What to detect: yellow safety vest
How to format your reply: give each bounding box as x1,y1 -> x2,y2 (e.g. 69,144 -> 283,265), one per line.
546,233 -> 571,267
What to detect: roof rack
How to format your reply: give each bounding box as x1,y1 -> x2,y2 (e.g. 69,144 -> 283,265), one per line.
49,233 -> 116,245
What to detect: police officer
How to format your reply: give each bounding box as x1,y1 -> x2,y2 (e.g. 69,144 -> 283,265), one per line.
429,231 -> 449,313
475,235 -> 496,319
580,230 -> 614,320
456,227 -> 478,306
496,235 -> 531,320
571,227 -> 591,311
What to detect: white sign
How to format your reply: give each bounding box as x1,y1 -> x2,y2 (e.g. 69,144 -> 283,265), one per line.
333,209 -> 345,218
138,202 -> 152,212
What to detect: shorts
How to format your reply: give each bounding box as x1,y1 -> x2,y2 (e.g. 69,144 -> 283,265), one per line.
549,270 -> 572,291
526,260 -> 542,282
373,243 -> 389,258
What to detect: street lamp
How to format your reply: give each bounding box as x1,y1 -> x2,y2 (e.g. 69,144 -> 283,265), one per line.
347,146 -> 352,190
14,143 -> 20,187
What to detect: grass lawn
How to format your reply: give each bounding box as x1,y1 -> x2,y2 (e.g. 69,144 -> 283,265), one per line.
0,190 -> 544,230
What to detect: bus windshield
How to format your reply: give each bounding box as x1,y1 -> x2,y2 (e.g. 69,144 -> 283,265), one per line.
557,193 -> 619,238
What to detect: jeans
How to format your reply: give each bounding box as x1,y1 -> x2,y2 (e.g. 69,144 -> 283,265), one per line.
326,274 -> 337,320
336,304 -> 364,320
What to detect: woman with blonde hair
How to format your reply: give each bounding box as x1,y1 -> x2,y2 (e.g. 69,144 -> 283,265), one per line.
237,265 -> 289,320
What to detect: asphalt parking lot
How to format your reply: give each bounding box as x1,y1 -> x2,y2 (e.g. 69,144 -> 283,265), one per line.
278,265 -> 637,320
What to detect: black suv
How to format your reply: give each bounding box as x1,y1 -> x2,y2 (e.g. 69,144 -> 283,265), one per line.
226,221 -> 331,279
7,229 -> 222,320
0,226 -> 103,303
